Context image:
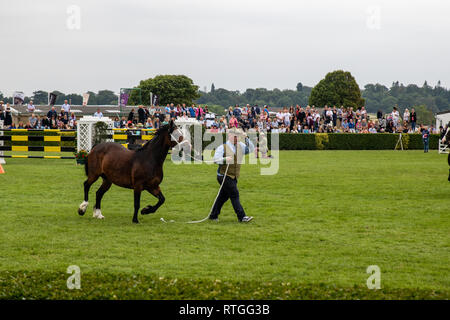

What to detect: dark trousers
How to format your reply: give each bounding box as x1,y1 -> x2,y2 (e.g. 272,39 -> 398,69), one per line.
423,139 -> 429,152
210,175 -> 246,221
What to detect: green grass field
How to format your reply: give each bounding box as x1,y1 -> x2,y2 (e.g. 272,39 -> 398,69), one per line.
0,150 -> 449,299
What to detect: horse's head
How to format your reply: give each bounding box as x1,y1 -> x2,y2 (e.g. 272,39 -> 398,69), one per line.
168,120 -> 184,148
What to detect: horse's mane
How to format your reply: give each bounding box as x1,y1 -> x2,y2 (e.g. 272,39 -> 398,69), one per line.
135,124 -> 171,152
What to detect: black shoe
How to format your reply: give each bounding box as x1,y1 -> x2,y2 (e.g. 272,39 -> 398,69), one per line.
240,216 -> 253,223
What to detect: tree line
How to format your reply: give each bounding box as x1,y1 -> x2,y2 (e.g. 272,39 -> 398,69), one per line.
199,79 -> 450,114
197,82 -> 312,111
362,81 -> 450,114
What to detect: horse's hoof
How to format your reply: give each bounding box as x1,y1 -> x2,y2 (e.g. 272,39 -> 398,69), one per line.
141,206 -> 156,215
93,209 -> 105,219
78,201 -> 88,216
132,219 -> 139,224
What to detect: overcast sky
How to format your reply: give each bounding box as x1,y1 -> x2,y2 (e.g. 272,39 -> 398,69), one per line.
1,0 -> 449,96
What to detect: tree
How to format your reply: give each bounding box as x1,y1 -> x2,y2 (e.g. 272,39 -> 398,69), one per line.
309,70 -> 365,109
134,75 -> 200,106
96,90 -> 118,105
31,90 -> 49,104
86,91 -> 98,105
51,91 -> 66,105
277,96 -> 293,108
0,92 -> 12,104
66,93 -> 83,105
414,104 -> 434,125
211,83 -> 215,94
196,83 -> 312,109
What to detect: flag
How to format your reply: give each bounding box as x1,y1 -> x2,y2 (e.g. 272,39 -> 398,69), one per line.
49,93 -> 57,106
120,92 -> 130,107
82,93 -> 90,106
13,91 -> 25,105
152,94 -> 159,106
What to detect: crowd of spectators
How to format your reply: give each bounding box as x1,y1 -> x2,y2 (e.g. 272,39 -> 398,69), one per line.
0,100 -> 77,130
220,104 -> 439,134
116,103 -> 442,135
0,100 -> 444,136
112,104 -> 212,130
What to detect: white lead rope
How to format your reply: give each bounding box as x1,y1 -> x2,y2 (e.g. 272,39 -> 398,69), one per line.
163,131 -> 238,224
171,137 -> 222,164
160,163 -> 230,224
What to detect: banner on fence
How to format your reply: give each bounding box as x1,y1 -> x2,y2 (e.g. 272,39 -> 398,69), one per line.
49,93 -> 57,106
13,92 -> 25,105
152,94 -> 159,106
120,92 -> 129,107
82,93 -> 90,106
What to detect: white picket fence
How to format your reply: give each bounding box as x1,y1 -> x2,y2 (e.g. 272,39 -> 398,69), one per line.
439,139 -> 449,154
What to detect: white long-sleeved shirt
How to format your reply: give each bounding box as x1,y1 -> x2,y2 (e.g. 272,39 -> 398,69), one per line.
62,104 -> 71,113
213,139 -> 255,175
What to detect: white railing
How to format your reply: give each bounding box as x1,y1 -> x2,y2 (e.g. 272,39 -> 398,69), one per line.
77,116 -> 114,152
439,139 -> 449,154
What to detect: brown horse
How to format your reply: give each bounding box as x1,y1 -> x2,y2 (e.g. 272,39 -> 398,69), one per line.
78,120 -> 182,223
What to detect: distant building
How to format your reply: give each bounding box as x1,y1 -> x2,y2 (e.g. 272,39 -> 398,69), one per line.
436,110 -> 450,129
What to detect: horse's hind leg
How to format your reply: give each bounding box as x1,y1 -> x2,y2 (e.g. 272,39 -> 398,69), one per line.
78,177 -> 99,216
141,187 -> 165,215
93,178 -> 112,219
133,189 -> 142,224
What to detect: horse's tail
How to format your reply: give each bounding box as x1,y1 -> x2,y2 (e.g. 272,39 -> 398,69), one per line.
84,155 -> 89,176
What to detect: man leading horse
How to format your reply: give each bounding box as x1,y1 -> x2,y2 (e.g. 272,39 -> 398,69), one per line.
209,127 -> 255,223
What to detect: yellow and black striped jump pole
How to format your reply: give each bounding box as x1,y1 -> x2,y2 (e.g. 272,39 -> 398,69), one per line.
0,128 -> 76,159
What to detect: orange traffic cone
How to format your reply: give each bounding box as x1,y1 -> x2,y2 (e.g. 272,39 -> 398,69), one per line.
0,164 -> 5,174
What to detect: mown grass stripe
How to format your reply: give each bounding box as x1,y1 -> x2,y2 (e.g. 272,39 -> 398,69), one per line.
0,271 -> 447,300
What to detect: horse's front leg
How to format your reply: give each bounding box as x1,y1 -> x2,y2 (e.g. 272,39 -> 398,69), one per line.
78,176 -> 99,216
141,187 -> 165,215
93,179 -> 112,219
133,189 -> 141,224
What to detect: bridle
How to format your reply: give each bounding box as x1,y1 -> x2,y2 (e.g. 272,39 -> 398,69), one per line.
170,127 -> 184,146
170,127 -> 221,163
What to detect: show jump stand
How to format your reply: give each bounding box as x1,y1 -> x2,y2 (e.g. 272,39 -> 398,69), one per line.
77,116 -> 114,152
